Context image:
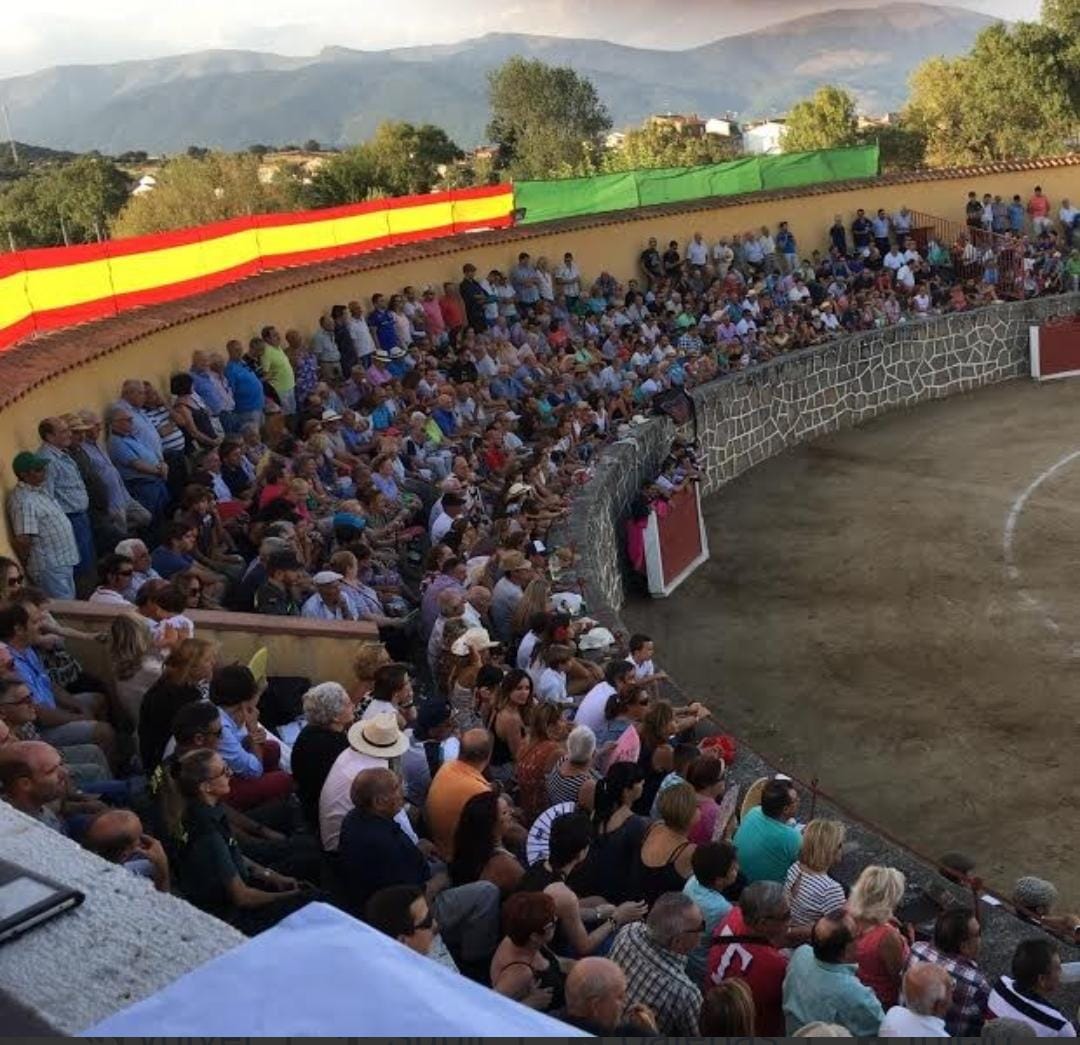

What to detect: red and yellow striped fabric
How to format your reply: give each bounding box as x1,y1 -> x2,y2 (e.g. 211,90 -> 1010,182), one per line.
0,183 -> 514,350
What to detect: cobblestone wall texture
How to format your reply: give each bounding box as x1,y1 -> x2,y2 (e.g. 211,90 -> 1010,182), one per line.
561,292 -> 1080,623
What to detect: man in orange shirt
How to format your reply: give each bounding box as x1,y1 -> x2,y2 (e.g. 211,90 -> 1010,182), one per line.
425,728 -> 493,859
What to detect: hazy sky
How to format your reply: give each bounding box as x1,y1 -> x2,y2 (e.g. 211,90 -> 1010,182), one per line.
0,0 -> 1041,79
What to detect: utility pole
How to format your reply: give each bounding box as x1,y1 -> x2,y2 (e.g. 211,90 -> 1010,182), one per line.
1,104 -> 19,165
58,210 -> 70,247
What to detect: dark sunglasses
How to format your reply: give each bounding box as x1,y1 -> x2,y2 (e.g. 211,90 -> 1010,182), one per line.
8,574 -> 24,585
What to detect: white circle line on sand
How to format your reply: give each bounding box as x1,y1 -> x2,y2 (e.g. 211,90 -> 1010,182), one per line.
1003,446 -> 1080,640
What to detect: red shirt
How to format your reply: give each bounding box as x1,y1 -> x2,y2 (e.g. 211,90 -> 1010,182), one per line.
483,446 -> 508,473
439,295 -> 465,329
707,907 -> 788,1036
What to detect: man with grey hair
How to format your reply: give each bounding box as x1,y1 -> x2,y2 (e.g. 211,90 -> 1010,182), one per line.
114,538 -> 160,600
73,409 -> 152,543
106,401 -> 170,524
609,891 -> 703,1035
709,879 -> 791,1035
879,963 -> 953,1036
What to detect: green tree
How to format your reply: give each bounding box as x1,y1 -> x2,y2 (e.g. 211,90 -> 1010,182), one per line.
1043,0 -> 1080,34
111,151 -> 292,237
367,121 -> 463,195
782,85 -> 859,153
303,139 -> 321,153
303,146 -> 379,207
486,56 -> 611,179
905,22 -> 1077,165
603,122 -> 739,172
0,155 -> 131,247
860,123 -> 927,173
248,143 -> 271,157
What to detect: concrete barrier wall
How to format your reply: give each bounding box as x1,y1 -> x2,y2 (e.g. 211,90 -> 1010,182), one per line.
562,292 -> 1080,620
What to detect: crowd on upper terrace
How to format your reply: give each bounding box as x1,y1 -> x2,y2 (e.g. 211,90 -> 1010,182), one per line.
0,183 -> 1078,1036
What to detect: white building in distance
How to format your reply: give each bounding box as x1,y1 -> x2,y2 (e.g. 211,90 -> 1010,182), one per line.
742,120 -> 788,156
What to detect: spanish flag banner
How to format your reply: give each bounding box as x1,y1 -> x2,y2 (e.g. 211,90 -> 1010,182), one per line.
0,183 -> 515,351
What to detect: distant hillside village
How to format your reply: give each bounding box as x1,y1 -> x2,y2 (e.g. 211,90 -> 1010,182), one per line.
120,107 -> 903,204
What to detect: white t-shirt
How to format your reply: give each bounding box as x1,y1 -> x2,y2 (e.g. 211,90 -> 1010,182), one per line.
319,747 -> 416,852
883,251 -> 904,271
430,511 -> 455,544
575,681 -> 615,733
537,667 -> 570,707
879,1007 -> 948,1038
686,240 -> 708,266
517,630 -> 542,671
626,655 -> 655,680
554,263 -> 581,298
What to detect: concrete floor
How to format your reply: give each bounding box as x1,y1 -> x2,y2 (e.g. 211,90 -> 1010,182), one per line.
626,377 -> 1080,910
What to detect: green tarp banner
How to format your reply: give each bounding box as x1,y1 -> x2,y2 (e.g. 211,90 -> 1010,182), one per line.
515,144 -> 880,225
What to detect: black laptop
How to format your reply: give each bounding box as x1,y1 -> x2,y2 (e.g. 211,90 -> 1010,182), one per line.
0,858 -> 84,944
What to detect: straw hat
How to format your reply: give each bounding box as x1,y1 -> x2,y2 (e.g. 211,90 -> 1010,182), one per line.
346,712 -> 409,759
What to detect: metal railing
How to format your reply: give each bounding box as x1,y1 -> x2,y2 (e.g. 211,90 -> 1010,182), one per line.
907,208 -> 1025,299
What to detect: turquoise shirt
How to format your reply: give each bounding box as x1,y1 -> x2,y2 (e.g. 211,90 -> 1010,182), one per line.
782,944 -> 884,1036
731,806 -> 801,883
683,875 -> 732,986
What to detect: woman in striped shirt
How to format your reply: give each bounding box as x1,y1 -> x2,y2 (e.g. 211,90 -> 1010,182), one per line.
783,818 -> 847,943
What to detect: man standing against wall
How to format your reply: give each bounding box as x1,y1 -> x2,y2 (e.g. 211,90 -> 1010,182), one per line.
6,451 -> 80,599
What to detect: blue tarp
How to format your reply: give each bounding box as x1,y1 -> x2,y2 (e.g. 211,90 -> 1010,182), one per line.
83,902 -> 589,1037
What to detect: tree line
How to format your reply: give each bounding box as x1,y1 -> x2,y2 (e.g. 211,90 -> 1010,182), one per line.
3,0 -> 1078,248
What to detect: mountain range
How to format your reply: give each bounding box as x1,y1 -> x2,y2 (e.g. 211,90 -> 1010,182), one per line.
0,3 -> 997,155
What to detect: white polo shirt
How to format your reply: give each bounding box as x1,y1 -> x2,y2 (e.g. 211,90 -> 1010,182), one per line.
318,747 -> 416,852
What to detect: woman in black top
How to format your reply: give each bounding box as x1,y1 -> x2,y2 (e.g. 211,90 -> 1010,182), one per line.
573,761 -> 649,905
490,891 -> 568,1011
138,638 -> 217,772
486,668 -> 534,781
163,748 -> 311,935
290,683 -> 353,834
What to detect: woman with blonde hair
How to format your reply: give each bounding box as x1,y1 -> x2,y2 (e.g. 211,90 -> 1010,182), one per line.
351,641 -> 391,710
848,864 -> 909,1008
511,577 -> 550,645
633,780 -> 698,905
137,637 -> 218,772
784,819 -> 847,939
108,613 -> 164,727
700,978 -> 756,1036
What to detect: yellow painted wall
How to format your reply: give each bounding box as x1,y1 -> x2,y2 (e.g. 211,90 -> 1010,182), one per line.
2,162 -> 1078,560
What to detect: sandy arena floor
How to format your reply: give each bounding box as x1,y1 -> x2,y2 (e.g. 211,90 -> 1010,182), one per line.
624,377 -> 1080,908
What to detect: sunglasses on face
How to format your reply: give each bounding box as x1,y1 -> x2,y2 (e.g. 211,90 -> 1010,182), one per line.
8,574 -> 23,586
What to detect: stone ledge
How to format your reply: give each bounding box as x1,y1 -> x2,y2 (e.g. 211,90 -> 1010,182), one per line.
0,802 -> 243,1033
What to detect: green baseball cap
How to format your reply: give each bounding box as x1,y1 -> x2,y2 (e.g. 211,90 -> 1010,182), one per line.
12,451 -> 49,474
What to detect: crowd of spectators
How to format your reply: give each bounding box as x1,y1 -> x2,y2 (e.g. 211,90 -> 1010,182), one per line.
2,187 -> 1078,1035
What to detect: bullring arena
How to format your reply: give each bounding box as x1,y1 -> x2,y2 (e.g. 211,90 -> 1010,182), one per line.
626,376 -> 1080,910
4,154 -> 1080,1032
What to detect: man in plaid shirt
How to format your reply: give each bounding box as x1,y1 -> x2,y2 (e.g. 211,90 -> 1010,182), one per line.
904,908 -> 990,1036
7,452 -> 79,599
609,892 -> 703,1036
